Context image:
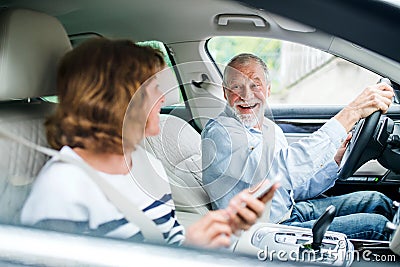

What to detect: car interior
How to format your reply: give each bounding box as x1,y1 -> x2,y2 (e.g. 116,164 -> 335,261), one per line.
0,0 -> 399,266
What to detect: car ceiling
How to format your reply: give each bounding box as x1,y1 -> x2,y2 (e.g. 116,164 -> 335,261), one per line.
1,0 -> 399,61
0,0 -> 361,49
1,0 -> 399,81
0,0 -> 262,43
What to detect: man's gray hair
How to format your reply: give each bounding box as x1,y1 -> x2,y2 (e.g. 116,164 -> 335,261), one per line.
223,53 -> 270,85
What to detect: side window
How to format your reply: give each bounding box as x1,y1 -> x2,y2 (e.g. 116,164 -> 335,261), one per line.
138,41 -> 184,107
207,36 -> 381,105
137,41 -> 173,68
43,39 -> 184,107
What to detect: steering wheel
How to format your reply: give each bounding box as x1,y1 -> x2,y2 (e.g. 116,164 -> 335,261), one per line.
337,110 -> 382,180
337,78 -> 393,180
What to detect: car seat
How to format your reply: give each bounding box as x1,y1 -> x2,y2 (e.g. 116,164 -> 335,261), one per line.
0,8 -> 72,224
143,114 -> 211,227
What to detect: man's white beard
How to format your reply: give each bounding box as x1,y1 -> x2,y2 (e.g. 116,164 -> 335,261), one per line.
236,113 -> 259,128
233,104 -> 264,128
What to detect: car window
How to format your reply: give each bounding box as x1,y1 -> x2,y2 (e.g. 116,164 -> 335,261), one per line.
43,40 -> 184,106
207,36 -> 381,106
138,41 -> 184,106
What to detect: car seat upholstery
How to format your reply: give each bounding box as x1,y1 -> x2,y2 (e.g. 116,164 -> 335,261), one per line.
0,9 -> 72,224
143,114 -> 211,227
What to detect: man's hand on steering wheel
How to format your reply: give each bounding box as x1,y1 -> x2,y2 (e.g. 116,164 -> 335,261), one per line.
335,81 -> 394,180
334,83 -> 394,132
334,133 -> 352,166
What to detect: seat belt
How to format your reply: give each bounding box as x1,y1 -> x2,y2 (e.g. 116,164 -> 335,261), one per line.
260,118 -> 295,224
0,128 -> 165,244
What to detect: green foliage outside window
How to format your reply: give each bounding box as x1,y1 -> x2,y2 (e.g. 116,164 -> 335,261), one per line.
207,36 -> 282,94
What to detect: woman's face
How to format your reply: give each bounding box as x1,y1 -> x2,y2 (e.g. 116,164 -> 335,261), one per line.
144,77 -> 165,137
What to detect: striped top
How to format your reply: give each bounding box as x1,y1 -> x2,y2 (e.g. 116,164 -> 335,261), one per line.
20,146 -> 185,245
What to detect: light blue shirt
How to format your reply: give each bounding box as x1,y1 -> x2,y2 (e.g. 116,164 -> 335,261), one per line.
201,105 -> 348,223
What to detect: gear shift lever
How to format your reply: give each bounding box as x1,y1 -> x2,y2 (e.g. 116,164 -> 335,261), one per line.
312,205 -> 336,250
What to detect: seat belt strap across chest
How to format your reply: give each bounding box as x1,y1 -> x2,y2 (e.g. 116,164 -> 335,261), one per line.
0,128 -> 165,244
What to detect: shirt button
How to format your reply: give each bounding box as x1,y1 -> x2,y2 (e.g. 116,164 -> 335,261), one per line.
249,146 -> 255,151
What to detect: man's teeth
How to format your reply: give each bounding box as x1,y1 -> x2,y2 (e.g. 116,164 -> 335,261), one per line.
239,104 -> 257,108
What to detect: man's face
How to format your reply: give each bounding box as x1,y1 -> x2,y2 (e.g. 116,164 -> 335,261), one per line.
223,60 -> 270,129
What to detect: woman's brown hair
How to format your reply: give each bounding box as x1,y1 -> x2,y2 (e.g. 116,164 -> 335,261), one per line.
46,37 -> 165,154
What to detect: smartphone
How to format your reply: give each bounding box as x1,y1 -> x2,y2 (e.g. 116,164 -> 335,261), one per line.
251,175 -> 281,199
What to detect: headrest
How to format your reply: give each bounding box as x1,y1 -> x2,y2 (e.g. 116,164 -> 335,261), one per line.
0,9 -> 72,100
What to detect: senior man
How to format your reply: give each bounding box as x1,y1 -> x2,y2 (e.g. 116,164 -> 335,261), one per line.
201,53 -> 395,240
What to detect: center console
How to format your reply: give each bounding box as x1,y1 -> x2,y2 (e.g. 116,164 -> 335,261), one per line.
233,223 -> 354,266
233,204 -> 400,266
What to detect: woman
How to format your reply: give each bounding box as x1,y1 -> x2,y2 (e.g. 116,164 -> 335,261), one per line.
20,38 -> 278,248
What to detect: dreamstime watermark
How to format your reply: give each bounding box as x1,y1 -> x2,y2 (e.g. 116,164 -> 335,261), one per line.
354,250 -> 397,263
257,246 -> 397,263
257,246 -> 343,263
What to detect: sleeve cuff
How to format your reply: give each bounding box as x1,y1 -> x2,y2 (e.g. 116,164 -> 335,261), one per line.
320,118 -> 348,148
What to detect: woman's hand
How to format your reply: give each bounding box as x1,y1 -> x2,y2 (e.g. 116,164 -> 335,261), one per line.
184,181 -> 279,248
225,181 -> 279,233
184,209 -> 232,248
